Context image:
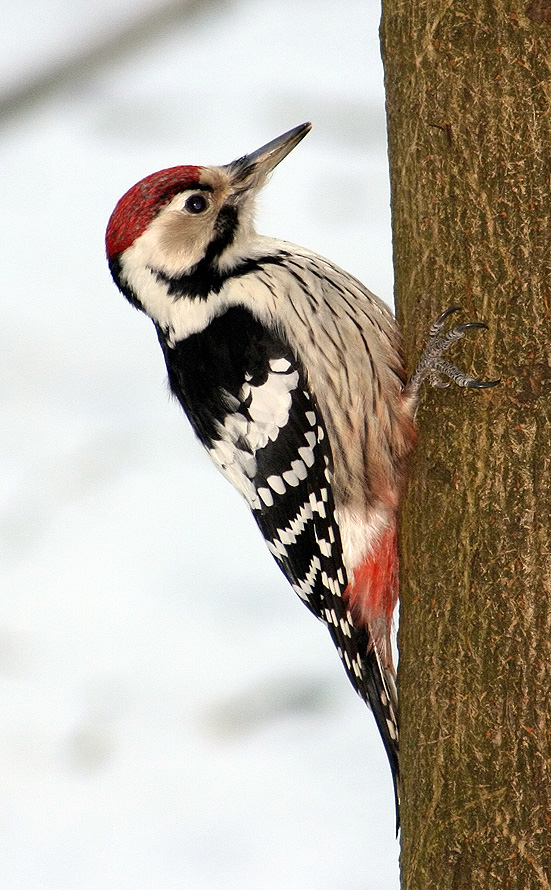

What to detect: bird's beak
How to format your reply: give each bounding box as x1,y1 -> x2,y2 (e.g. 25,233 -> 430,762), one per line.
226,122 -> 312,189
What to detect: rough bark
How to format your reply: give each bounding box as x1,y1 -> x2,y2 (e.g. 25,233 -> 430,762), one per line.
380,2 -> 551,887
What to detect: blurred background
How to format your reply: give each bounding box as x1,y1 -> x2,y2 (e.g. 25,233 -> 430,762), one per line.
1,1 -> 398,887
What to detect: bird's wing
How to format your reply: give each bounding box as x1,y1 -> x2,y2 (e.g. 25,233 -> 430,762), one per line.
157,305 -> 399,802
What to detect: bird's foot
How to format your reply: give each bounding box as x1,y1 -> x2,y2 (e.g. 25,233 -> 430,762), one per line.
406,306 -> 500,400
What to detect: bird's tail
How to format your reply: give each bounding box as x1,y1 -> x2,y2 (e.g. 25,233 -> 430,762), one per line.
362,641 -> 400,832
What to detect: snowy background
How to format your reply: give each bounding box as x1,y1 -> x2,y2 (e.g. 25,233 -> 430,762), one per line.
1,1 -> 398,887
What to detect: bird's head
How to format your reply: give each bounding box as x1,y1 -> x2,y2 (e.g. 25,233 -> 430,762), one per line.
106,123 -> 311,304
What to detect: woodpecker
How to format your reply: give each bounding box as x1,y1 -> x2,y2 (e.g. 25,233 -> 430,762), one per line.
106,123 -> 496,820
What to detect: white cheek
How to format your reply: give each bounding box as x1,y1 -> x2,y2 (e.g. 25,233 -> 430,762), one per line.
122,258 -> 172,327
125,206 -> 215,277
157,216 -> 215,275
120,245 -> 222,338
151,215 -> 209,275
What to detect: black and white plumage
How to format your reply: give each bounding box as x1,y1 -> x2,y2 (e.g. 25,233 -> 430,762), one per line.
106,123 -> 496,822
154,303 -> 390,732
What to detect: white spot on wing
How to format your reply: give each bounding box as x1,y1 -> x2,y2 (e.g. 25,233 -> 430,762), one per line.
241,453 -> 257,478
277,527 -> 296,546
208,439 -> 260,509
290,459 -> 307,480
267,474 -> 286,495
292,554 -> 321,600
269,357 -> 292,372
258,487 -> 274,507
222,412 -> 248,439
207,365 -> 304,510
247,370 -> 299,426
267,539 -> 288,558
340,618 -> 352,637
285,500 -> 313,537
282,469 -> 300,487
298,445 -> 315,467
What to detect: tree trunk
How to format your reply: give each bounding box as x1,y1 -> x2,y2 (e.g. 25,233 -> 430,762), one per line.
380,2 -> 551,887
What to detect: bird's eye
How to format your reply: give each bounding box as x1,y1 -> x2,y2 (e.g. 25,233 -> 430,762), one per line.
184,193 -> 209,214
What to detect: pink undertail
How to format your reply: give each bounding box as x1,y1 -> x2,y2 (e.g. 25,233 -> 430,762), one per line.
344,524 -> 398,669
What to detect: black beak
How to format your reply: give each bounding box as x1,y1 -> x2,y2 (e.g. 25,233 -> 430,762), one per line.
227,122 -> 312,187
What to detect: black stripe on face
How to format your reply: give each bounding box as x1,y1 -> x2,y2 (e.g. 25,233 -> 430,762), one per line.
153,252 -> 286,302
208,205 -> 239,260
150,205 -> 239,301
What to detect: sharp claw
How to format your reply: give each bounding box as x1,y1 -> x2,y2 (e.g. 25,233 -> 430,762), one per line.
429,306 -> 462,338
465,378 -> 501,389
453,322 -> 488,333
436,306 -> 462,322
407,306 -> 499,398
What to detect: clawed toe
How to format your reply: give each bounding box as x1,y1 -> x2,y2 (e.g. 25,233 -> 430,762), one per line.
406,307 -> 500,400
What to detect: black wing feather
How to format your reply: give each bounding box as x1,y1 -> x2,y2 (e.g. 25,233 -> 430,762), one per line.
156,305 -> 399,811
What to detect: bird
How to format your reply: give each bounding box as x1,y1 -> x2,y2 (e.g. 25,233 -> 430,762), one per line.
106,122 -> 496,821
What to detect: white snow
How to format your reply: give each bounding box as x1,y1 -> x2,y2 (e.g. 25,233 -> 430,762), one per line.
0,0 -> 399,887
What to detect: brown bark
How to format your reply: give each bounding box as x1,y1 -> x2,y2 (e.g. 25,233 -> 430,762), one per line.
380,2 -> 551,887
